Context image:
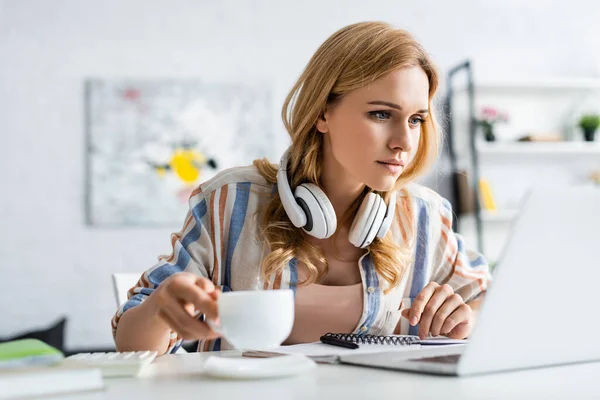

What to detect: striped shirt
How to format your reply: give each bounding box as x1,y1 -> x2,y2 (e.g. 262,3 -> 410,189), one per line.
111,165 -> 491,354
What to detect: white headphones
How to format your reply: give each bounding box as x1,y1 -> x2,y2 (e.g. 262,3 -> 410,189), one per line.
276,148 -> 396,248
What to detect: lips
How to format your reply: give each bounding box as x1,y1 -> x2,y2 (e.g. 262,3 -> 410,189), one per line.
376,160 -> 404,174
377,159 -> 405,166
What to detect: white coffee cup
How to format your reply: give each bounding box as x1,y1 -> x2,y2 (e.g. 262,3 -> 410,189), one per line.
207,289 -> 295,350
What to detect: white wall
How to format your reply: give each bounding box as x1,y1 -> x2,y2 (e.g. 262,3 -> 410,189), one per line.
2,0 -> 600,349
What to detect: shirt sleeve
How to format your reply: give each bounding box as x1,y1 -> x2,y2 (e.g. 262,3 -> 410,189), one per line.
111,189 -> 215,355
429,198 -> 492,302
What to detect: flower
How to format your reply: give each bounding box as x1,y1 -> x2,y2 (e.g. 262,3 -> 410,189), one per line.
480,106 -> 509,124
477,106 -> 509,142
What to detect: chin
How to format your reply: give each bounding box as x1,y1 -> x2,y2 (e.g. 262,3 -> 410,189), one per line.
366,176 -> 398,192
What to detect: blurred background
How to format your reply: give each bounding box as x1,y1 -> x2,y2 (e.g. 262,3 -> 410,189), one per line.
1,0 -> 599,354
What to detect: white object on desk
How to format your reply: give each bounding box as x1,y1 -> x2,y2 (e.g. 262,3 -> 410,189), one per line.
0,366 -> 103,400
203,354 -> 316,379
63,351 -> 157,378
66,351 -> 600,399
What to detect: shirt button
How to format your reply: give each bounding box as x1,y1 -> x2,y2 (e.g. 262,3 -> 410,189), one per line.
367,286 -> 375,294
360,326 -> 368,333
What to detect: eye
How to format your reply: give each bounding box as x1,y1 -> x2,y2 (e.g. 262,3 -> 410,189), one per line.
368,110 -> 392,121
409,116 -> 424,127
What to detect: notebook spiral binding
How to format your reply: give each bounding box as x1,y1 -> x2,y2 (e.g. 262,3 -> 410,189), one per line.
322,333 -> 420,345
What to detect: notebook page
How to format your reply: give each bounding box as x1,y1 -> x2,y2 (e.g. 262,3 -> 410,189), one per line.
274,336 -> 467,357
274,342 -> 424,357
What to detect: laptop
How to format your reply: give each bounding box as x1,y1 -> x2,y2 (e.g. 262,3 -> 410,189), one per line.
341,186 -> 600,376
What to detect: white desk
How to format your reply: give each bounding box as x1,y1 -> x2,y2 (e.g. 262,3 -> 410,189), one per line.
73,351 -> 600,399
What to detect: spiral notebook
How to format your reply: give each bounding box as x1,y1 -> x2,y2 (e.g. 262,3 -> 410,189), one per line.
321,333 -> 465,347
243,333 -> 466,362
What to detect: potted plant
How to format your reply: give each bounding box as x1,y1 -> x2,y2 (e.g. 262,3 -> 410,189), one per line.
477,106 -> 509,142
578,114 -> 600,142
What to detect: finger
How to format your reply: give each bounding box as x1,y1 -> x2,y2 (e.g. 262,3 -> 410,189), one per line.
440,304 -> 472,336
418,284 -> 454,339
159,307 -> 220,341
446,321 -> 471,339
209,287 -> 221,301
159,297 -> 219,340
196,277 -> 217,294
158,310 -> 201,341
401,309 -> 410,319
408,282 -> 439,325
430,293 -> 463,337
169,281 -> 219,320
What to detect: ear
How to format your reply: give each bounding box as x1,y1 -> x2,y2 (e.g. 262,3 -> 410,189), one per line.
315,110 -> 330,133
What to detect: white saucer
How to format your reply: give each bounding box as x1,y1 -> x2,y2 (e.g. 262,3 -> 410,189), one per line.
203,354 -> 316,379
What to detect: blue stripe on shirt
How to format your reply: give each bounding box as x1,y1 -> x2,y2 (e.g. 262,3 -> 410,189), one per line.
361,254 -> 380,333
289,258 -> 298,297
123,294 -> 145,312
146,199 -> 209,287
147,263 -> 188,286
409,198 -> 430,336
225,182 -> 251,288
181,199 -> 207,249
441,198 -> 452,211
170,342 -> 182,354
456,235 -> 487,269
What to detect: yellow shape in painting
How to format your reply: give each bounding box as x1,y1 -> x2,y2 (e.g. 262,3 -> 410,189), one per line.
155,167 -> 167,177
170,149 -> 206,183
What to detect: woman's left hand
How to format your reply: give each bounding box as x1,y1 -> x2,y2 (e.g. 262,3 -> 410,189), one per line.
401,282 -> 473,339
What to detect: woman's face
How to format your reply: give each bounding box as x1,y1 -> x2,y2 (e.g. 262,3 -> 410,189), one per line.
317,66 -> 430,192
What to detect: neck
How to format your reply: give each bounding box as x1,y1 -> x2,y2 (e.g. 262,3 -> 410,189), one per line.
319,136 -> 365,225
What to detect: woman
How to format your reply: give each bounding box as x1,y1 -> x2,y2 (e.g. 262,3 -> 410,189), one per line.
112,21 -> 491,355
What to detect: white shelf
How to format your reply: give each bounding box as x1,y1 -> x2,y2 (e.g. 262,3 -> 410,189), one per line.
475,78 -> 600,91
453,78 -> 600,92
459,209 -> 519,223
476,141 -> 600,156
480,209 -> 519,222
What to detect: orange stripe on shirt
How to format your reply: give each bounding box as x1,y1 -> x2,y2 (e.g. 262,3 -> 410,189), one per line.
273,271 -> 283,290
163,213 -> 194,263
441,214 -> 452,231
398,194 -> 413,244
190,185 -> 203,199
452,268 -> 486,292
453,257 -> 488,286
140,273 -> 150,288
440,230 -> 458,259
165,234 -> 179,263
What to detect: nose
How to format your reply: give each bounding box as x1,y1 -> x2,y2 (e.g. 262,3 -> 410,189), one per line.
388,122 -> 413,153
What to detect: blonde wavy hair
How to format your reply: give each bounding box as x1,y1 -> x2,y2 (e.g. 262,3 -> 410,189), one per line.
253,21 -> 440,293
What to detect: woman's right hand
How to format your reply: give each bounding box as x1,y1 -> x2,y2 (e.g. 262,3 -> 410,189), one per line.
145,273 -> 221,341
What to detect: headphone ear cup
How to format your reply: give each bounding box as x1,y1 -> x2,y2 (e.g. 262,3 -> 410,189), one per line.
377,191 -> 397,239
294,183 -> 337,239
363,195 -> 386,248
349,193 -> 386,248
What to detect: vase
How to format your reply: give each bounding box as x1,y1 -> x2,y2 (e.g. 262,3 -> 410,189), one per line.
583,128 -> 596,142
483,126 -> 496,142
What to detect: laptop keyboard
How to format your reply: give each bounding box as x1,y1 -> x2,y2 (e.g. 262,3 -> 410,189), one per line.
414,354 -> 461,364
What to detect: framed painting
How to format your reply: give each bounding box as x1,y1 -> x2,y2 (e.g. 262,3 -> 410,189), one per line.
85,79 -> 274,226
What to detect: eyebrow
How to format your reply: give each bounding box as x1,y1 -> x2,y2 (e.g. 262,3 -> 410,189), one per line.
367,100 -> 429,114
